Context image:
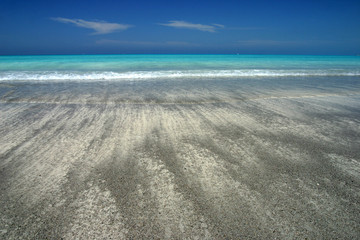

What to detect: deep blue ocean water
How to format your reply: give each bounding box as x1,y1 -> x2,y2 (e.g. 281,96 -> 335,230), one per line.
0,54 -> 360,82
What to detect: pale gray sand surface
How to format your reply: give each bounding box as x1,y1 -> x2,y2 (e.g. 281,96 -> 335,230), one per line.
0,77 -> 360,239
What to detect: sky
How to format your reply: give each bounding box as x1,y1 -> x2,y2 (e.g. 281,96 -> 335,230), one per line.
0,0 -> 360,55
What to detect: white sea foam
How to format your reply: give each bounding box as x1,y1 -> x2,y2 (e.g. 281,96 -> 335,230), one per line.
0,69 -> 359,82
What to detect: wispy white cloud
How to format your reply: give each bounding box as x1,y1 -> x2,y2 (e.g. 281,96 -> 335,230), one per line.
159,21 -> 224,32
212,23 -> 225,28
51,17 -> 132,35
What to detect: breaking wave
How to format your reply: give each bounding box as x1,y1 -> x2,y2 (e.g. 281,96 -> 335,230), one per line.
1,69 -> 360,81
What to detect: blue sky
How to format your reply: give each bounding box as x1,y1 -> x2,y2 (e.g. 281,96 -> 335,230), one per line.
0,0 -> 360,55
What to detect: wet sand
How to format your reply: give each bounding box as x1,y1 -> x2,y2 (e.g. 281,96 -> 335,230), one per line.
0,77 -> 360,239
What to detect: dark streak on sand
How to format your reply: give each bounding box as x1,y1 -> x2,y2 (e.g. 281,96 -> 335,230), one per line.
0,77 -> 360,239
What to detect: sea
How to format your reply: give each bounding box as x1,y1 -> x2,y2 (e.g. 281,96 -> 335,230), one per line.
1,54 -> 360,82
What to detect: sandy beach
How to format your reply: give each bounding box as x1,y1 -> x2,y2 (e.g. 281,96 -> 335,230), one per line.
0,77 -> 359,239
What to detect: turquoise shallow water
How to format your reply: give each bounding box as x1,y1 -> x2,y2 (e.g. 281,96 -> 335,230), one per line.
0,54 -> 360,81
